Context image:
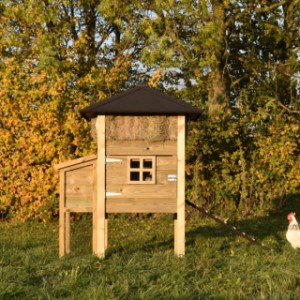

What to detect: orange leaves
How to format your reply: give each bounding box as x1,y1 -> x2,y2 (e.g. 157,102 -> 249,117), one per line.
103,58 -> 131,92
148,69 -> 164,88
0,90 -> 62,220
0,1 -> 108,221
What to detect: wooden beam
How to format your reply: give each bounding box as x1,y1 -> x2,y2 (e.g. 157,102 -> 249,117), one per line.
92,161 -> 97,253
64,207 -> 93,213
55,154 -> 97,170
65,210 -> 70,254
106,140 -> 177,156
175,115 -> 185,257
106,198 -> 177,213
94,115 -> 106,258
105,219 -> 108,250
59,170 -> 65,257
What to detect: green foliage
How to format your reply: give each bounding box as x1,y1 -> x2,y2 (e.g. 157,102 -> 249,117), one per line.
152,0 -> 300,216
186,107 -> 300,217
0,0 -> 299,219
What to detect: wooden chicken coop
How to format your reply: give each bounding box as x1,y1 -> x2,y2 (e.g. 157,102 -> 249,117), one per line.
55,85 -> 201,258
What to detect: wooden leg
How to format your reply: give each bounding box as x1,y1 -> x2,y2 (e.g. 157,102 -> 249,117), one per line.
175,115 -> 185,257
59,171 -> 65,258
95,115 -> 106,259
105,218 -> 108,250
65,210 -> 71,254
59,209 -> 65,257
174,218 -> 178,254
174,211 -> 185,257
94,215 -> 106,258
92,212 -> 96,254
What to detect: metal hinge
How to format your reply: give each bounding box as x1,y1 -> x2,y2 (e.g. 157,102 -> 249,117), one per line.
106,192 -> 122,197
168,174 -> 177,182
105,157 -> 123,164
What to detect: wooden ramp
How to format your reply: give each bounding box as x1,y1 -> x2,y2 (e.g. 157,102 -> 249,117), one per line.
186,200 -> 270,251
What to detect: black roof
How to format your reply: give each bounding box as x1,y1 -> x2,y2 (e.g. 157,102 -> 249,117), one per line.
80,85 -> 201,119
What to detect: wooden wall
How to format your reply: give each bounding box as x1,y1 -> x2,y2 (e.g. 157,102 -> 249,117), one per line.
106,141 -> 177,213
65,165 -> 94,212
56,115 -> 185,257
106,139 -> 177,213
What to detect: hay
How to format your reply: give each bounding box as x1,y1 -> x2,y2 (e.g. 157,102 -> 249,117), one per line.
91,116 -> 177,142
90,118 -> 97,141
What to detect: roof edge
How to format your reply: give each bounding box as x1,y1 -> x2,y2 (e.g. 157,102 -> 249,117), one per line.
79,85 -> 201,119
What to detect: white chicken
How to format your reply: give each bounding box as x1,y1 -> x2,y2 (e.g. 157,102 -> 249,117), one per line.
286,212 -> 300,249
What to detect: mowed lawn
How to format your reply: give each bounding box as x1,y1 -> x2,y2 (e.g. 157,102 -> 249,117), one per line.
1,198 -> 300,299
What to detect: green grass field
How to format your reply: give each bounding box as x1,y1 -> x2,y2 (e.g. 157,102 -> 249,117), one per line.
1,197 -> 300,299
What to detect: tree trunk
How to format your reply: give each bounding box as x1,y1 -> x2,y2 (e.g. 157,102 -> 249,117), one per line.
208,0 -> 231,117
278,0 -> 298,106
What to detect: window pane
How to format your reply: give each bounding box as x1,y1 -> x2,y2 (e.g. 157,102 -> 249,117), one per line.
130,172 -> 140,181
143,159 -> 152,169
130,159 -> 140,168
143,172 -> 152,181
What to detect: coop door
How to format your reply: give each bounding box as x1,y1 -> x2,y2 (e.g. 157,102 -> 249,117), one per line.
65,165 -> 94,211
105,155 -> 177,213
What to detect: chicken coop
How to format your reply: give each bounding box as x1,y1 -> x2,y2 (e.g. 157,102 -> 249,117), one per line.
55,85 -> 201,258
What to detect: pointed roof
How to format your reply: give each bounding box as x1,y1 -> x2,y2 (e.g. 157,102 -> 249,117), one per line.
80,85 -> 201,119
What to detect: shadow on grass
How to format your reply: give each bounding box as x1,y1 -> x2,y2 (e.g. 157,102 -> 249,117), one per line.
119,193 -> 300,255
186,193 -> 300,253
68,193 -> 300,256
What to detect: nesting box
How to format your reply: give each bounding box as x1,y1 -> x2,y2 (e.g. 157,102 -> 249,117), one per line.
56,85 -> 201,258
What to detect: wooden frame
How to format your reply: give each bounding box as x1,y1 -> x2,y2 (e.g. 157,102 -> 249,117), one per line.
56,114 -> 187,258
56,156 -> 97,258
127,156 -> 156,184
59,170 -> 65,257
175,115 -> 185,257
94,115 -> 107,258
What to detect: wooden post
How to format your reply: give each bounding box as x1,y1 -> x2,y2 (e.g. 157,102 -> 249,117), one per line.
175,115 -> 185,256
65,210 -> 71,254
94,115 -> 106,258
59,171 -> 65,257
92,162 -> 97,253
105,218 -> 108,250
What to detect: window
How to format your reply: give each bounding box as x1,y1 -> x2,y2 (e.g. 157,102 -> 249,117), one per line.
128,157 -> 156,184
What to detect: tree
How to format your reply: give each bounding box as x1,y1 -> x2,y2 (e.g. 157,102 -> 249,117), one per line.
0,0 -> 299,220
138,0 -> 299,215
0,0 -> 144,220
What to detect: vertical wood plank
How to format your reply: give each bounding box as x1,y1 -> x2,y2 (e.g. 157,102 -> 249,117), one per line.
94,115 -> 106,258
92,161 -> 97,253
65,210 -> 70,254
105,219 -> 108,250
174,219 -> 178,254
59,170 -> 65,257
175,115 -> 185,256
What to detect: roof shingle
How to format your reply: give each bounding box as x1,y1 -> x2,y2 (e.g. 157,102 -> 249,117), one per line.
80,85 -> 201,119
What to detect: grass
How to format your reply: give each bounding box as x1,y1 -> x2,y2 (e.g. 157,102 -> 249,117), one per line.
1,196 -> 300,299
